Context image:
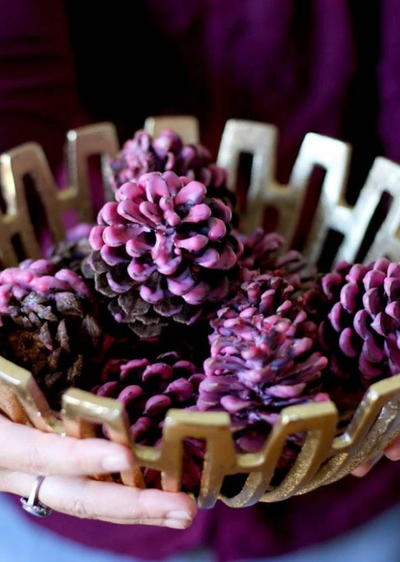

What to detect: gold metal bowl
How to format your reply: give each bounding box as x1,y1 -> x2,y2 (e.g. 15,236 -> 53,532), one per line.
1,117 -> 400,508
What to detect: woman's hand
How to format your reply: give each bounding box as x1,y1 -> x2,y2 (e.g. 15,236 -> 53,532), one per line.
351,438 -> 400,477
0,415 -> 196,527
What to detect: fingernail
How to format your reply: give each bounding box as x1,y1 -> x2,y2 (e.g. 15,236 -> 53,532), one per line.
167,510 -> 192,520
387,451 -> 400,461
164,518 -> 192,530
102,455 -> 131,472
385,446 -> 400,460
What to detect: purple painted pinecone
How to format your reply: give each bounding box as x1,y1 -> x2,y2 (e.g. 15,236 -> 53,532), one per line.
94,352 -> 205,492
0,259 -> 103,408
86,171 -> 240,338
108,129 -> 235,209
94,351 -> 204,443
198,272 -> 329,453
238,228 -> 313,284
314,258 -> 400,384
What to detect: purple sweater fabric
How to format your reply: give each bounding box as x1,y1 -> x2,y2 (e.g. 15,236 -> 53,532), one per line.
2,1 -> 400,560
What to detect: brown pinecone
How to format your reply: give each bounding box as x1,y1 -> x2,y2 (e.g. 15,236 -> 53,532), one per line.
0,259 -> 105,408
50,224 -> 92,274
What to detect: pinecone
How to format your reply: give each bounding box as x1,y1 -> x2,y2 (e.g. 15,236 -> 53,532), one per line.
94,351 -> 203,442
198,272 -> 329,453
0,259 -> 104,408
86,171 -> 241,338
107,129 -> 236,211
311,258 -> 400,385
238,228 -> 313,285
50,223 -> 92,274
94,351 -> 205,492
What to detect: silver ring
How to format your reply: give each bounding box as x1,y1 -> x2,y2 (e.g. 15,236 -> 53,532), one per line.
21,476 -> 52,518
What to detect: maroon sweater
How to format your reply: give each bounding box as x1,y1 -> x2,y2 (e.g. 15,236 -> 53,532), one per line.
2,1 -> 400,560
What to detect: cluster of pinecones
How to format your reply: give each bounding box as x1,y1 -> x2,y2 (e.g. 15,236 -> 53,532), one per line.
1,127 -> 399,492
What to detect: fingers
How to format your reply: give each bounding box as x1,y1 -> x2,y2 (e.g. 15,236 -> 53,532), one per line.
351,460 -> 375,478
0,470 -> 197,528
0,415 -> 134,476
384,437 -> 400,461
352,436 -> 400,477
351,454 -> 382,478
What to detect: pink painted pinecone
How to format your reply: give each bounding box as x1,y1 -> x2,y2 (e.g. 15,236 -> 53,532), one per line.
0,259 -> 103,408
313,258 -> 400,384
86,170 -> 240,337
108,129 -> 235,209
95,351 -> 204,443
94,352 -> 205,492
238,228 -> 313,284
198,272 -> 329,453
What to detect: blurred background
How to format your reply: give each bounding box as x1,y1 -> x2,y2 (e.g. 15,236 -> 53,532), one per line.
1,1 -> 400,561
2,1 -> 399,194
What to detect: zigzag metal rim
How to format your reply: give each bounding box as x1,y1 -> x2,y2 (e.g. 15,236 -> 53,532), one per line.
1,357 -> 400,508
1,117 -> 400,507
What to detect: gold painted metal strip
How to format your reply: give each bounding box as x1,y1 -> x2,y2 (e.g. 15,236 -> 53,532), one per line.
144,116 -> 200,144
0,144 -> 50,264
0,357 -> 63,433
66,122 -> 119,209
217,119 -> 278,233
62,389 -> 144,487
287,133 -> 352,260
343,157 -> 400,264
222,402 -> 337,507
159,410 -> 236,508
299,375 -> 400,494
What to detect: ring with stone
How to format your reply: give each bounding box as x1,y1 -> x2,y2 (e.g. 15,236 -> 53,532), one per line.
20,475 -> 53,518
